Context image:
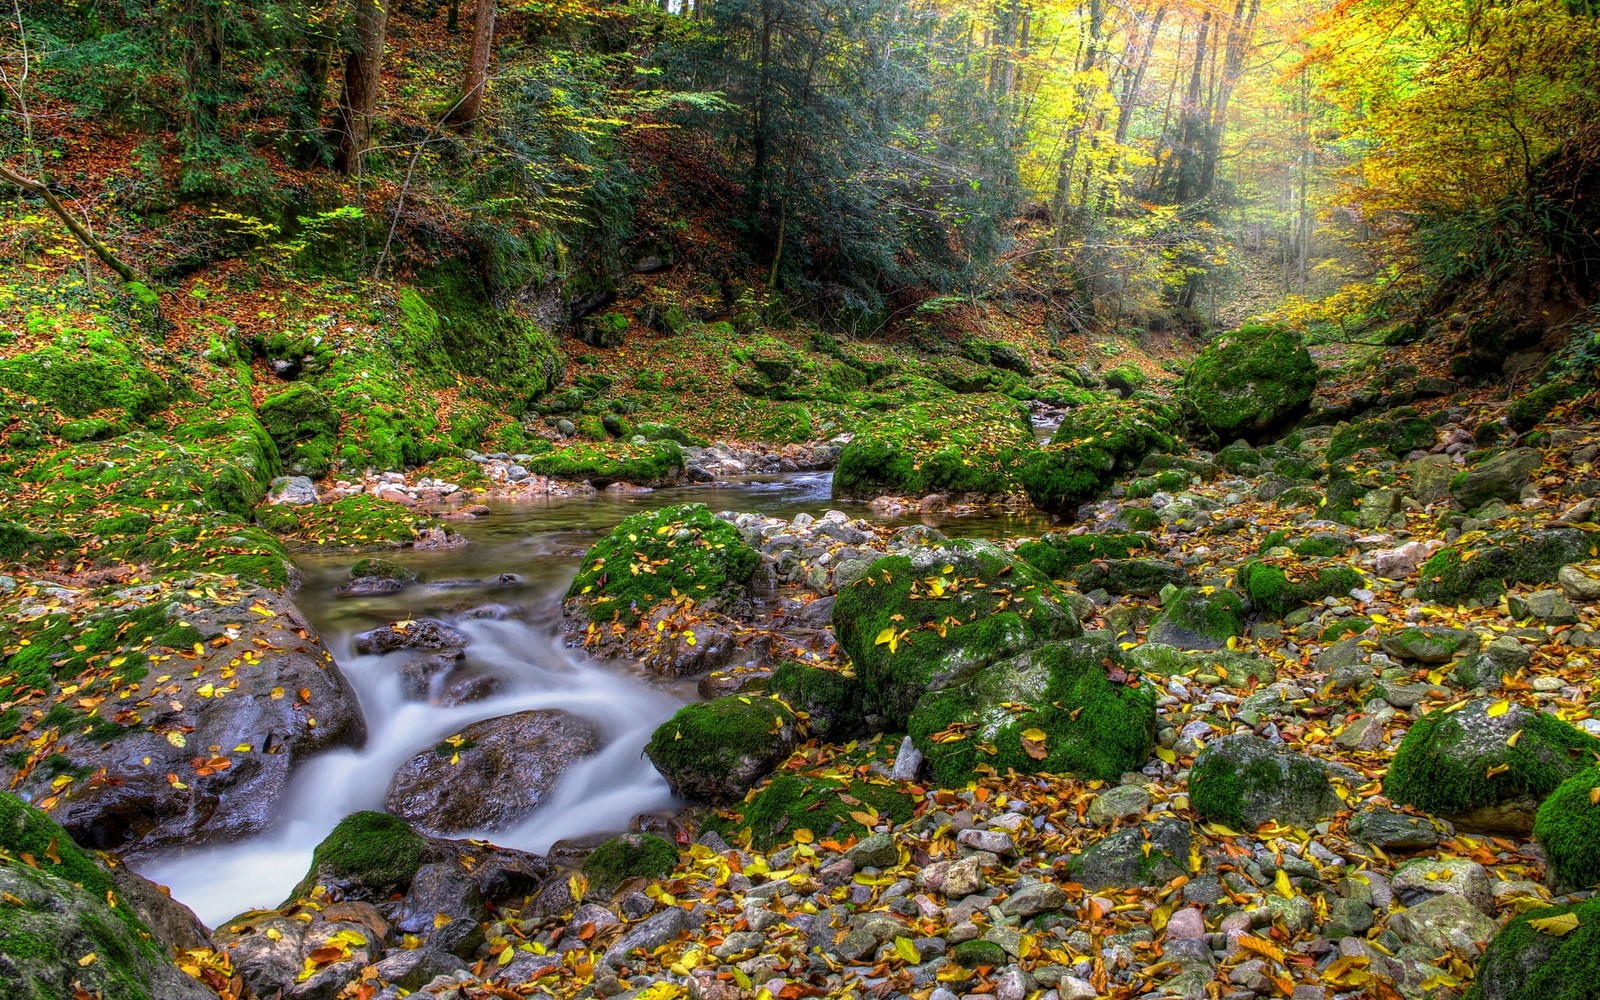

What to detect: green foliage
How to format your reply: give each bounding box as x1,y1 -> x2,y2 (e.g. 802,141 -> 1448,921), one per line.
0,339 -> 170,421
566,504 -> 759,626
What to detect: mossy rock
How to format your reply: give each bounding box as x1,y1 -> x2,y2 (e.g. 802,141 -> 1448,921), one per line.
526,441 -> 685,488
644,696 -> 799,805
257,383 -> 339,479
908,637 -> 1156,788
1018,400 -> 1176,516
960,340 -> 1032,377
1013,532 -> 1150,580
766,662 -> 868,741
832,394 -> 1034,500
1070,557 -> 1191,597
1067,819 -> 1190,890
833,539 -> 1081,726
1103,365 -> 1148,398
1147,587 -> 1246,651
1326,417 -> 1435,463
1465,897 -> 1600,1000
59,417 -> 122,443
1534,768 -> 1600,892
711,773 -> 915,850
1125,469 -> 1188,499
565,504 -> 759,627
1417,528 -> 1598,605
0,341 -> 171,421
1216,442 -> 1261,474
1125,643 -> 1276,689
581,833 -> 678,897
1385,699 -> 1600,834
1190,733 -> 1344,830
949,939 -> 1008,970
258,493 -> 436,549
289,810 -> 428,903
350,557 -> 416,582
1235,560 -> 1364,618
1182,324 -> 1317,442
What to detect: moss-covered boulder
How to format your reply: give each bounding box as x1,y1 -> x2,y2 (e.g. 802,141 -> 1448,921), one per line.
1067,820 -> 1190,890
908,637 -> 1156,788
1451,448 -> 1543,510
0,796 -> 214,1000
1326,416 -> 1436,463
1013,532 -> 1150,580
1418,528 -> 1598,605
1182,324 -> 1317,442
1070,557 -> 1192,597
257,383 -> 340,479
1126,644 -> 1276,689
290,811 -> 429,902
1533,768 -> 1600,892
1234,560 -> 1364,618
644,696 -> 799,804
832,394 -> 1034,500
1465,898 -> 1600,1000
565,504 -> 759,627
712,773 -> 916,850
1190,733 -> 1345,830
582,833 -> 678,897
527,441 -> 685,488
0,340 -> 172,421
1386,699 -> 1600,834
1103,365 -> 1148,398
833,539 -> 1081,726
1018,400 -> 1176,516
1147,587 -> 1246,650
766,662 -> 868,741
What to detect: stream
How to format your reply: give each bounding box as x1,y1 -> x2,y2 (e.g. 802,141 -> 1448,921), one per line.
137,471 -> 1057,927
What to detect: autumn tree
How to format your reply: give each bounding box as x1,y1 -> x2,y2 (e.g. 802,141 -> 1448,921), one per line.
444,0 -> 495,129
333,0 -> 392,174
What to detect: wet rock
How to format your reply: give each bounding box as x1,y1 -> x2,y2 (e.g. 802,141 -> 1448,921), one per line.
602,907 -> 692,968
23,586 -> 367,856
644,696 -> 799,804
1000,881 -> 1068,918
1146,587 -> 1245,650
386,710 -> 601,834
1507,589 -> 1579,625
216,905 -> 383,1000
393,863 -> 488,957
353,618 -> 468,656
1378,626 -> 1478,664
1455,636 -> 1532,690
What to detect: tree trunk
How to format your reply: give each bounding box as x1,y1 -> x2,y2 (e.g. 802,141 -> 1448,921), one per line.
447,0 -> 460,32
0,163 -> 143,284
333,0 -> 392,176
445,0 -> 495,129
182,0 -> 225,148
1171,9 -> 1210,204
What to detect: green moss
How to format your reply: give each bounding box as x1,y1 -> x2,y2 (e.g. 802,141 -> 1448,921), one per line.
581,833 -> 679,895
290,810 -> 427,902
0,520 -> 76,562
1014,532 -> 1150,579
350,557 -> 415,581
713,774 -> 915,850
3,601 -> 202,704
834,541 -> 1080,726
1235,561 -> 1363,618
833,394 -> 1034,500
1190,751 -> 1328,830
766,662 -> 866,741
257,383 -> 339,479
908,639 -> 1156,788
950,939 -> 1008,970
258,493 -> 436,549
1216,443 -> 1261,474
1115,507 -> 1161,532
1418,529 -> 1598,604
643,696 -> 797,803
1326,417 -> 1435,463
566,503 -> 758,626
0,794 -> 152,942
1150,587 -> 1246,644
1291,536 -> 1348,558
527,441 -> 684,488
1535,768 -> 1600,890
1182,324 -> 1318,441
0,341 -> 171,421
1019,400 -> 1176,515
1465,898 -> 1600,1000
1070,558 -> 1191,597
1386,702 -> 1600,819
1104,365 -> 1148,396
1125,470 -> 1188,499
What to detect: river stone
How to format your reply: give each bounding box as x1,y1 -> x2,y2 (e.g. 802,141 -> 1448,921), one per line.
1388,893 -> 1498,953
1507,589 -> 1579,625
1190,733 -> 1347,830
217,906 -> 383,1000
1378,626 -> 1478,664
9,586 -> 367,856
601,906 -> 692,968
353,618 -> 468,656
1559,564 -> 1600,602
1346,807 -> 1440,850
1392,858 -> 1494,914
1070,820 -> 1190,890
266,475 -> 320,506
386,710 -> 600,834
1452,448 -> 1542,510
1409,454 -> 1458,503
1000,881 -> 1068,918
1455,636 -> 1532,690
1086,784 -> 1153,826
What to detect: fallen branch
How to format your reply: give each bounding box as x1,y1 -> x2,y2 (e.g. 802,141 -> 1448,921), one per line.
0,161 -> 143,284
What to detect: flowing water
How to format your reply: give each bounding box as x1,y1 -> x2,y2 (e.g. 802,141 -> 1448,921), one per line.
137,471 -> 1056,927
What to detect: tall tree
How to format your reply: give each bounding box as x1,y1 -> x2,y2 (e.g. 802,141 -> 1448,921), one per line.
333,0 -> 391,174
444,0 -> 495,129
